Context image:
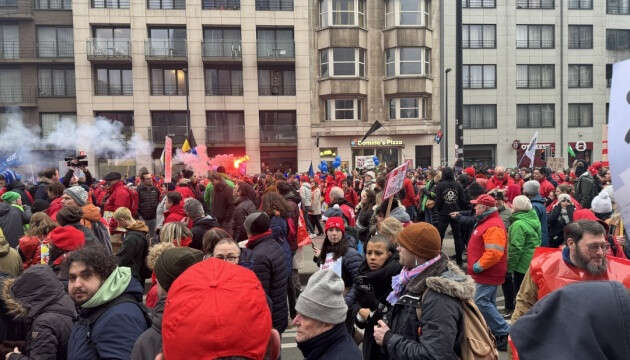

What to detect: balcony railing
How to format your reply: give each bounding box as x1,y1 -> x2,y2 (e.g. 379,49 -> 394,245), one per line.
257,41 -> 295,59
150,84 -> 187,96
463,40 -> 496,49
95,83 -> 133,96
258,85 -> 296,96
202,41 -> 241,58
260,124 -> 297,143
147,0 -> 185,9
206,125 -> 245,144
255,0 -> 293,11
33,0 -> 72,9
202,0 -> 239,9
516,79 -> 554,88
205,86 -> 243,96
0,40 -> 73,59
145,39 -> 187,58
149,126 -> 188,145
516,40 -> 554,49
464,80 -> 496,89
87,39 -> 131,58
91,0 -> 130,8
516,0 -> 554,9
0,86 -> 37,105
568,39 -> 592,49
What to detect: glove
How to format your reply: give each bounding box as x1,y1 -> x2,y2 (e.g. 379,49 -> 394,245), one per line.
356,280 -> 380,310
473,262 -> 484,274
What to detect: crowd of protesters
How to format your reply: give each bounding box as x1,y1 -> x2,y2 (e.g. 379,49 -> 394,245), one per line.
0,157 -> 628,359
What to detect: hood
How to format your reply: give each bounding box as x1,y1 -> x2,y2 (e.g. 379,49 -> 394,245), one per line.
511,209 -> 541,230
390,206 -> 411,223
81,204 -> 102,222
194,215 -> 219,228
424,260 -> 476,301
6,181 -> 25,191
0,202 -> 11,216
165,203 -> 186,217
0,232 -> 9,256
82,267 -> 144,309
127,220 -> 149,233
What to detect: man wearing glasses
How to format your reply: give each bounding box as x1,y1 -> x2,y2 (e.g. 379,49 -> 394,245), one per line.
511,220 -> 630,323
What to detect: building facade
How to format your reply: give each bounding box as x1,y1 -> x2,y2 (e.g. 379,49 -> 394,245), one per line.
442,0 -> 630,168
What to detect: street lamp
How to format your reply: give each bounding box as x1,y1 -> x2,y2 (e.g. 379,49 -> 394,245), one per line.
444,68 -> 452,166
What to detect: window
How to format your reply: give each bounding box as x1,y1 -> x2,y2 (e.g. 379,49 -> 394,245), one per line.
389,97 -> 428,120
147,0 -> 185,9
205,66 -> 242,96
95,112 -> 134,139
256,0 -> 293,11
606,64 -> 613,88
203,28 -> 241,57
319,0 -> 366,27
462,0 -> 495,8
0,68 -> 21,103
462,24 -> 496,48
319,48 -> 366,77
463,64 -> 496,88
151,111 -> 188,145
384,47 -> 431,77
568,103 -> 593,127
258,66 -> 295,95
257,28 -> 294,58
148,27 -> 186,56
568,64 -> 592,88
0,0 -> 17,6
568,25 -> 592,49
92,26 -> 131,56
384,0 -> 431,28
259,111 -> 297,143
34,0 -> 72,9
516,25 -> 554,49
206,111 -> 245,144
202,0 -> 240,9
150,67 -> 187,95
92,0 -> 130,8
606,29 -> 630,50
463,105 -> 496,129
41,113 -> 76,138
95,68 -> 132,95
37,26 -> 73,57
516,0 -> 554,8
607,0 -> 630,14
516,65 -> 554,89
568,0 -> 592,9
517,104 -> 555,128
39,67 -> 74,97
0,24 -> 19,59
326,99 -> 362,120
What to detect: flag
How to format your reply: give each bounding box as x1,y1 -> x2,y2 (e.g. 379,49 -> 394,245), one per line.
434,130 -> 443,144
567,144 -> 576,158
181,139 -> 191,153
524,132 -> 538,168
360,121 -> 383,143
308,163 -> 314,177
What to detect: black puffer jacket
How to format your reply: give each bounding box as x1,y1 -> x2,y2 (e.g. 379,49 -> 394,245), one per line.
117,222 -> 150,282
232,197 -> 256,243
3,265 -> 76,360
548,204 -> 575,247
297,323 -> 362,360
131,296 -> 164,360
0,202 -> 30,247
246,231 -> 289,333
382,255 -> 475,360
137,184 -> 160,221
190,215 -> 220,250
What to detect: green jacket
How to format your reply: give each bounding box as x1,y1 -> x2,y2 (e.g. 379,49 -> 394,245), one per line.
508,209 -> 542,274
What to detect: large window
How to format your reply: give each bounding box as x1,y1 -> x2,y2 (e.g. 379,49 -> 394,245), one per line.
606,64 -> 613,88
319,0 -> 366,28
516,25 -> 554,49
92,0 -> 130,7
259,111 -> 297,143
0,68 -> 21,103
150,67 -> 187,95
517,104 -> 555,128
34,0 -> 72,9
569,0 -> 592,9
92,26 -> 131,56
206,111 -> 245,144
463,64 -> 496,88
203,28 -> 241,57
202,0 -> 240,9
326,99 -> 362,121
568,103 -> 593,127
389,97 -> 428,120
256,0 -> 293,11
385,47 -> 430,77
384,0 -> 431,28
462,0 -> 495,8
147,0 -> 185,9
41,113 -> 76,138
516,0 -> 554,8
462,24 -> 496,49
463,104 -> 496,129
320,48 -> 365,77
568,25 -> 592,49
607,0 -> 630,14
95,68 -> 132,95
606,29 -> 630,50
0,24 -> 19,59
257,28 -> 294,58
258,66 -> 295,96
38,67 -> 75,97
568,64 -> 592,88
95,111 -> 134,139
151,111 -> 187,145
205,66 -> 242,96
148,27 -> 186,56
37,26 -> 73,57
516,64 -> 554,89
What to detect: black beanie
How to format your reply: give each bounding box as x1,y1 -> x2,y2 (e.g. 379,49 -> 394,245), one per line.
155,247 -> 204,292
244,212 -> 270,235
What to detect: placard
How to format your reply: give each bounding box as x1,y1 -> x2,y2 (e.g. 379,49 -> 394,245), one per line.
355,155 -> 375,169
547,158 -> 565,173
609,60 -> 630,231
383,162 -> 409,200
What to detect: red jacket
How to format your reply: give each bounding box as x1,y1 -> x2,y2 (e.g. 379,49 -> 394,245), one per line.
164,203 -> 187,224
486,175 -> 514,191
18,236 -> 44,270
467,211 -> 508,285
47,197 -> 63,223
401,178 -> 419,207
529,247 -> 630,300
104,181 -> 131,212
538,178 -> 556,199
344,188 -> 359,208
175,185 -> 195,200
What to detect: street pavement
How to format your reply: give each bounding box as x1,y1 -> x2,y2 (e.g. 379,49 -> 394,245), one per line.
282,233 -> 510,360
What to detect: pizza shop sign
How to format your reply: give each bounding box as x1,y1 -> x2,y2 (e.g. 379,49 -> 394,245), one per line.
351,138 -> 404,147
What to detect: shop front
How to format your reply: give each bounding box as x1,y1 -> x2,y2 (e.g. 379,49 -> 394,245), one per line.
568,141 -> 593,165
515,142 -> 555,168
350,137 -> 404,170
463,145 -> 496,168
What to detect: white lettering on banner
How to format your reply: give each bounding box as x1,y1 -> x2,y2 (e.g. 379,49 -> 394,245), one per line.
575,141 -> 587,152
355,156 -> 375,169
383,162 -> 409,200
520,143 -> 549,150
320,253 -> 342,277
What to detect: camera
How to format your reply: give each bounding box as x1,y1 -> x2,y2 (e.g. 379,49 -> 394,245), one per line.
65,154 -> 88,167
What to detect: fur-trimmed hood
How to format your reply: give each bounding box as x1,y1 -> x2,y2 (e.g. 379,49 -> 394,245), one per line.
405,254 -> 475,301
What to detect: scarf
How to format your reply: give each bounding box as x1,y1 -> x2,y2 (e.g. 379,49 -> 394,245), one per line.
82,266 -> 132,309
387,254 -> 441,305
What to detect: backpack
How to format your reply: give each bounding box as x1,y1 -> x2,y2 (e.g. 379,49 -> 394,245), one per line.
82,293 -> 151,344
90,220 -> 113,255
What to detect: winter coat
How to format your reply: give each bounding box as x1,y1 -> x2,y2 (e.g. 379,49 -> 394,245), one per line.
32,180 -> 52,202
163,203 -> 186,225
575,172 -> 599,210
246,231 -> 289,333
117,222 -> 150,282
311,187 -> 322,215
401,178 -> 419,208
467,210 -> 508,285
67,277 -> 148,360
103,181 -> 132,213
190,215 -> 219,250
137,184 -> 160,221
485,175 -> 514,191
18,236 -> 42,270
0,202 -> 30,248
174,185 -> 195,201
340,247 -> 363,304
383,256 -> 474,360
344,188 -> 359,208
530,194 -> 550,246
211,181 -> 235,235
434,180 -> 468,216
497,204 -> 512,229
508,210 -> 541,274
3,265 -> 76,360
131,296 -> 164,360
46,198 -> 62,223
238,247 -> 256,270
284,191 -> 301,251
232,197 -> 256,243
548,204 -> 575,247
297,323 -> 362,360
538,178 -> 556,199
0,233 -> 22,276
299,183 -> 312,208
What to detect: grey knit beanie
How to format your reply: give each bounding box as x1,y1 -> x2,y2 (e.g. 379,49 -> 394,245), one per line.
295,270 -> 347,325
64,186 -> 88,206
523,180 -> 540,196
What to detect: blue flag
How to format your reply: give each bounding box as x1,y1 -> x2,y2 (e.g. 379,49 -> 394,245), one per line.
308,163 -> 314,177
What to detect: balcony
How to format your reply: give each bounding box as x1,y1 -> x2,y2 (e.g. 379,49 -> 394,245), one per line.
516,40 -> 554,49
87,39 -> 131,63
0,0 -> 32,19
516,79 -> 554,89
255,0 -> 293,11
206,125 -> 245,145
260,124 -> 297,144
0,41 -> 74,63
145,40 -> 187,63
95,83 -> 133,96
149,126 -> 188,145
206,85 -> 243,96
202,41 -> 241,64
33,0 -> 72,10
257,41 -> 295,63
0,86 -> 37,106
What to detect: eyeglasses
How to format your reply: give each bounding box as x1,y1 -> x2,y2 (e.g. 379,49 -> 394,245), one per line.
213,254 -> 240,262
586,243 -> 610,253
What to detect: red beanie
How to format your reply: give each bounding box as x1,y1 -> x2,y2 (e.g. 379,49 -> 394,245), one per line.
325,217 -> 345,235
162,259 -> 271,360
48,226 -> 85,251
464,167 -> 476,178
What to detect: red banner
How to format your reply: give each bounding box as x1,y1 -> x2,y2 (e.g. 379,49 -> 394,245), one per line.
164,136 -> 172,183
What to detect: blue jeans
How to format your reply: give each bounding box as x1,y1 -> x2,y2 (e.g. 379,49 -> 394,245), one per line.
474,283 -> 510,336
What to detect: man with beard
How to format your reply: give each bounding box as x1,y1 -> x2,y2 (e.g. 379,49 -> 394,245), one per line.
511,220 -> 630,322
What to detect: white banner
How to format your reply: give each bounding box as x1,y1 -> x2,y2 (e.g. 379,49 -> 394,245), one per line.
355,155 -> 375,169
609,60 -> 630,229
524,131 -> 538,167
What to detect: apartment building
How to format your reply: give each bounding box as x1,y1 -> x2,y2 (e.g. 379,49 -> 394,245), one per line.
0,0 -> 75,162
309,0 -> 441,170
442,0 -> 630,168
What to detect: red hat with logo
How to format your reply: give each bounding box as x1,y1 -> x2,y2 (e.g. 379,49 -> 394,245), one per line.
470,194 -> 497,207
325,216 -> 345,235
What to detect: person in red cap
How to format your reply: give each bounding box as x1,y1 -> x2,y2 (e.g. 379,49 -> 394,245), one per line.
464,166 -> 476,178
47,225 -> 85,274
467,193 -> 510,351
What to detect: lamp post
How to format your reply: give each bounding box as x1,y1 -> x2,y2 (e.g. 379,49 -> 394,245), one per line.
444,68 -> 452,166
183,67 -> 190,142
